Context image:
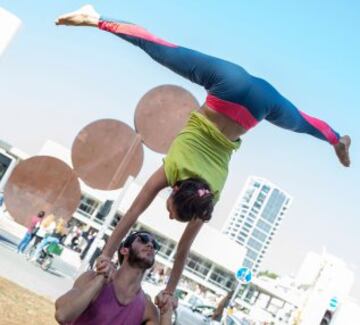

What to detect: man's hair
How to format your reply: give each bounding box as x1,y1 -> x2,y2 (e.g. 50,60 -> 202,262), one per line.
172,178 -> 214,222
117,231 -> 153,265
38,211 -> 45,218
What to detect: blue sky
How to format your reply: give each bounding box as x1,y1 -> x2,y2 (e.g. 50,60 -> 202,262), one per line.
1,1 -> 359,296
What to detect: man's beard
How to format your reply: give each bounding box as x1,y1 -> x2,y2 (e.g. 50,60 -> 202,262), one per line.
128,246 -> 155,269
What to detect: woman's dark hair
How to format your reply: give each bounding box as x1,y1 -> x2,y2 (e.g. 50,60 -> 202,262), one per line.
172,178 -> 214,222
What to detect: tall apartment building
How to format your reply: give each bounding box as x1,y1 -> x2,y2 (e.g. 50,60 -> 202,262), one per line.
222,176 -> 292,274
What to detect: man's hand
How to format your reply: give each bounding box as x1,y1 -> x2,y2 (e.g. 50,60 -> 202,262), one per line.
155,290 -> 178,315
95,255 -> 115,281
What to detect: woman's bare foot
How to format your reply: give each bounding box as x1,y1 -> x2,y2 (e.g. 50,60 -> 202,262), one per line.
334,135 -> 351,167
55,5 -> 100,27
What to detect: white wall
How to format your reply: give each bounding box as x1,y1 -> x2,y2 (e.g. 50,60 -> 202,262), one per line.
0,7 -> 21,56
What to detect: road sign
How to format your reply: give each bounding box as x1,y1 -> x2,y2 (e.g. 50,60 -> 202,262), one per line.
236,267 -> 252,284
329,297 -> 338,311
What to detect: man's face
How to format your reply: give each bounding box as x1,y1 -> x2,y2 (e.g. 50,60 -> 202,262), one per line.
126,234 -> 157,269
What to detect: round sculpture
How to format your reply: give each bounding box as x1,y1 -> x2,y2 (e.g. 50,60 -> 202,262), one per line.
72,119 -> 144,190
134,85 -> 199,153
4,156 -> 81,225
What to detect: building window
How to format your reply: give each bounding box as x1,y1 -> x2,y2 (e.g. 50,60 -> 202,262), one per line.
186,253 -> 212,278
247,238 -> 263,251
257,192 -> 267,204
252,229 -> 267,242
254,202 -> 262,209
156,236 -> 176,258
256,219 -> 271,233
246,248 -> 258,261
243,188 -> 255,203
243,258 -> 254,270
0,152 -> 12,182
244,222 -> 252,229
77,195 -> 100,217
209,267 -> 235,290
94,200 -> 113,224
110,212 -> 122,229
239,231 -> 248,239
261,189 -> 286,223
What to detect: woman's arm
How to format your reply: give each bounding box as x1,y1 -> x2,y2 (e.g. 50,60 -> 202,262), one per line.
165,219 -> 204,293
101,166 -> 168,259
143,295 -> 173,325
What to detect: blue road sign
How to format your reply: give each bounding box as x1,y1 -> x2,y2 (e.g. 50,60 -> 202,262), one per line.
329,297 -> 338,311
236,267 -> 252,284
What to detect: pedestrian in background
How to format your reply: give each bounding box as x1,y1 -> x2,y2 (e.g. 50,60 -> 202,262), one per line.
17,211 -> 45,254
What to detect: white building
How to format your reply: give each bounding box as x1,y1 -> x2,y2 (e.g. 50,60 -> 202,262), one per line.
331,297 -> 360,324
0,140 -> 28,191
295,249 -> 355,324
0,7 -> 21,56
222,176 -> 292,274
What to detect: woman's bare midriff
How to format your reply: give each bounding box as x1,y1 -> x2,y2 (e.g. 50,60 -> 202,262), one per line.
197,104 -> 247,141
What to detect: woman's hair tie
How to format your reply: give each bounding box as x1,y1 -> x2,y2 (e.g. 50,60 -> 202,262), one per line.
197,188 -> 210,197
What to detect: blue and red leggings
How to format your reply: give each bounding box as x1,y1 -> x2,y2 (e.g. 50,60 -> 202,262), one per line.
98,18 -> 340,145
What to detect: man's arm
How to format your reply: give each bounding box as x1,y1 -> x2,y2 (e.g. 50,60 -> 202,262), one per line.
100,166 -> 168,260
54,271 -> 105,324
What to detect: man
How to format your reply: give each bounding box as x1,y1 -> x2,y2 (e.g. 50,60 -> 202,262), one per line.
55,231 -> 173,324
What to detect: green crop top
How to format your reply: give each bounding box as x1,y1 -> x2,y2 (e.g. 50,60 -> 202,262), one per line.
163,112 -> 241,202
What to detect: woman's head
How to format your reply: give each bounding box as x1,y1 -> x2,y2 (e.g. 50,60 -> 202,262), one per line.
167,178 -> 214,223
37,211 -> 45,218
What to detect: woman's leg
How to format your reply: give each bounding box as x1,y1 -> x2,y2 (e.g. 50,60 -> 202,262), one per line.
30,237 -> 50,261
17,232 -> 32,253
55,6 -> 252,99
56,6 -> 351,166
265,93 -> 351,166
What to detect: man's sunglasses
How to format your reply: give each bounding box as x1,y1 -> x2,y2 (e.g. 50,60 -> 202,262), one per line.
136,233 -> 161,251
124,232 -> 161,252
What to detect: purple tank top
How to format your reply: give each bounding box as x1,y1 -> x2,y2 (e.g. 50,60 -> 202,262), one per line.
68,282 -> 146,325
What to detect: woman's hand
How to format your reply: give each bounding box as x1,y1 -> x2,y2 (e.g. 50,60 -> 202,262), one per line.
95,255 -> 115,281
155,290 -> 178,314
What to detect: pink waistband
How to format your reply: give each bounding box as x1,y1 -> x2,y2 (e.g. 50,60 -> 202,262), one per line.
206,94 -> 259,130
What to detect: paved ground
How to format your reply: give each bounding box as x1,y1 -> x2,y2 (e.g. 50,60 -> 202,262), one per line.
0,228 -> 75,301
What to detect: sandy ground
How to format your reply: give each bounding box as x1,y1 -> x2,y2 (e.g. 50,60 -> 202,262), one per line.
0,276 -> 57,325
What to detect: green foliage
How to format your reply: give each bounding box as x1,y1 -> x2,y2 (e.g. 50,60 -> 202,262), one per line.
257,270 -> 278,279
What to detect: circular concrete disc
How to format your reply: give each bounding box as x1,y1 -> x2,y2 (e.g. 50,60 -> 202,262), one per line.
4,156 -> 81,225
134,85 -> 199,153
72,119 -> 144,190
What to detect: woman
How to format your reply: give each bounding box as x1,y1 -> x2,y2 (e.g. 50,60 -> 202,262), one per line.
17,210 -> 45,254
56,4 -> 351,309
30,217 -> 67,262
26,213 -> 56,256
